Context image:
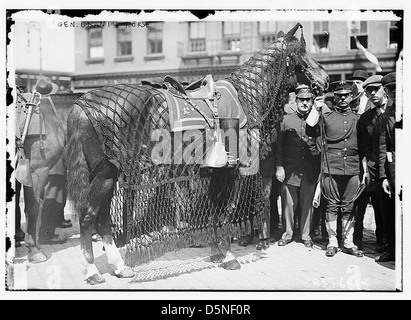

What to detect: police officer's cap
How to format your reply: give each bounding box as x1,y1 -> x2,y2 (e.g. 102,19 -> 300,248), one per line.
330,80 -> 353,94
295,84 -> 313,98
381,72 -> 396,87
362,75 -> 383,89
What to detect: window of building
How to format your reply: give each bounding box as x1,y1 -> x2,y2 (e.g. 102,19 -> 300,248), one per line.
147,23 -> 163,54
312,21 -> 330,53
88,27 -> 104,59
189,22 -> 206,52
222,21 -> 241,51
258,21 -> 277,47
117,25 -> 132,56
350,21 -> 368,50
389,21 -> 399,49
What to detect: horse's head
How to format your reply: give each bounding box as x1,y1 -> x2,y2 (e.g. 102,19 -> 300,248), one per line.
284,23 -> 329,95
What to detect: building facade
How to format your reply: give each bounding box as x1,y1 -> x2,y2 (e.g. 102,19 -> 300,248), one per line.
72,20 -> 400,92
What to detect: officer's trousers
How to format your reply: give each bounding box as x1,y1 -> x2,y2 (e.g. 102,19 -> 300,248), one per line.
322,174 -> 360,248
258,175 -> 273,240
280,175 -> 317,242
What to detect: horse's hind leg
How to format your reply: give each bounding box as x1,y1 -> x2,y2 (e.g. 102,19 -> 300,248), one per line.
90,160 -> 135,279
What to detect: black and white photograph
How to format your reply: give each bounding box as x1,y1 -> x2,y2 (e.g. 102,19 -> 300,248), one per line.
2,2 -> 409,300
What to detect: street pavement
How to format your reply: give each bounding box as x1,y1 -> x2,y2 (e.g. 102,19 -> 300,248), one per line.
6,199 -> 399,296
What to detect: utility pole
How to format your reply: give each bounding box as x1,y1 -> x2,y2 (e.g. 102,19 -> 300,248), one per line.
27,21 -> 42,76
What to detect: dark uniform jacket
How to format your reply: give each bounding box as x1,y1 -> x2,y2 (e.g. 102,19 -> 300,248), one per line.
275,111 -> 320,186
306,108 -> 360,176
357,105 -> 380,181
379,103 -> 396,186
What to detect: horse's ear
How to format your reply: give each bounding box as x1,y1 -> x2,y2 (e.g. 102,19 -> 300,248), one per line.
285,23 -> 302,42
299,28 -> 307,53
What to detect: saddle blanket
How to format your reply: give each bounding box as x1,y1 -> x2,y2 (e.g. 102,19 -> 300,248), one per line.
162,80 -> 247,132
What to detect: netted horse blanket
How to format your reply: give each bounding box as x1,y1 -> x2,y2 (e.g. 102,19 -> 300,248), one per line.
75,83 -> 264,266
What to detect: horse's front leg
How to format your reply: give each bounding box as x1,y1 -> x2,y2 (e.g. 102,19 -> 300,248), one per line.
219,236 -> 241,270
209,241 -> 225,263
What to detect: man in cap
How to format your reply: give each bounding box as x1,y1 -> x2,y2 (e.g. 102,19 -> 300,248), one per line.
274,84 -> 321,248
15,78 -> 27,245
23,76 -> 70,245
375,72 -> 397,262
350,70 -> 373,114
306,80 -> 367,257
32,76 -> 59,95
355,74 -> 387,252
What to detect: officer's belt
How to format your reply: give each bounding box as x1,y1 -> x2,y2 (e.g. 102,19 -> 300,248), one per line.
327,148 -> 358,157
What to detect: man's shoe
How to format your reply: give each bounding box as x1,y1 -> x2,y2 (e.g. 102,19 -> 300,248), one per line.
353,240 -> 363,251
303,240 -> 314,248
58,220 -> 73,229
375,250 -> 395,262
325,246 -> 338,257
256,239 -> 269,250
238,234 -> 253,247
277,239 -> 291,246
39,234 -> 67,245
15,228 -> 25,242
342,246 -> 363,257
374,244 -> 388,253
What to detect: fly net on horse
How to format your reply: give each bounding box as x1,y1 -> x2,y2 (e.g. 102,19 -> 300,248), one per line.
73,24 -> 320,267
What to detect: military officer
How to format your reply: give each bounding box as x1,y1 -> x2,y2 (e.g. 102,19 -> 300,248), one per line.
275,84 -> 320,248
306,81 -> 367,257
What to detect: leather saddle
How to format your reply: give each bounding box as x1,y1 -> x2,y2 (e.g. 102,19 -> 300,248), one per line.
142,74 -> 218,101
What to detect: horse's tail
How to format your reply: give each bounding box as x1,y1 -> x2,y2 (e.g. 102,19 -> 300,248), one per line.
65,105 -> 90,219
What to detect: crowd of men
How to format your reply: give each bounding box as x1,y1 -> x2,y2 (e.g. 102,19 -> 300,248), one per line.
244,70 -> 397,263
15,70 -> 398,264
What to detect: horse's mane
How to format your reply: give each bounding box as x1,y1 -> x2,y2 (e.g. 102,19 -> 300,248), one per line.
228,34 -> 306,159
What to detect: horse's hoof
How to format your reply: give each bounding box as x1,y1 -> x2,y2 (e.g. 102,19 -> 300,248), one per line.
115,267 -> 135,279
210,253 -> 225,263
238,234 -> 253,247
85,273 -> 106,285
28,250 -> 48,264
220,259 -> 241,270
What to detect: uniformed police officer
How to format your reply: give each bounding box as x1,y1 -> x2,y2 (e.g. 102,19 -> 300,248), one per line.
275,85 -> 320,248
306,81 -> 367,257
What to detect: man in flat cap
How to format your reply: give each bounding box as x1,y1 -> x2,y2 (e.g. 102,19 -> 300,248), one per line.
354,74 -> 387,253
306,81 -> 366,257
375,71 -> 397,262
350,70 -> 373,115
275,84 -> 321,248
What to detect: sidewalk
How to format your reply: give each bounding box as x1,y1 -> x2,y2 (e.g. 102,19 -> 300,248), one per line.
7,200 -> 398,292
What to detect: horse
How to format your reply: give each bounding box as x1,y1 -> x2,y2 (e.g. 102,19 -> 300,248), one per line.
66,23 -> 329,285
14,92 -> 82,263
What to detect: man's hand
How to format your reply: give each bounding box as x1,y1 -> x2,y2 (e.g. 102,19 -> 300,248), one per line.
361,171 -> 370,186
276,166 -> 285,183
382,179 -> 391,197
313,95 -> 325,111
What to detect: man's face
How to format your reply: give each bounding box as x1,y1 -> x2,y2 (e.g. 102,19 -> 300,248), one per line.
384,84 -> 396,102
334,92 -> 352,109
296,96 -> 313,114
365,84 -> 385,106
